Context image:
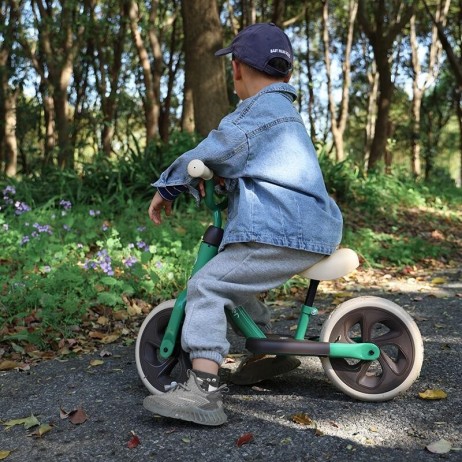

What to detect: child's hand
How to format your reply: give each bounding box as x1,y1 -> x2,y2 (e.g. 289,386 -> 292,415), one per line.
198,177 -> 225,197
148,192 -> 172,225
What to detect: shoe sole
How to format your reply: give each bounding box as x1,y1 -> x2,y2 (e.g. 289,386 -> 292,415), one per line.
230,356 -> 301,385
143,398 -> 227,426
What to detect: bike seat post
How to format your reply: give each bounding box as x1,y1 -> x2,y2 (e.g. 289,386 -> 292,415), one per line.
294,279 -> 319,341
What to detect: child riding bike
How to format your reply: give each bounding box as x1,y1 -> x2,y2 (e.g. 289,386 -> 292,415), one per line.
143,22 -> 343,426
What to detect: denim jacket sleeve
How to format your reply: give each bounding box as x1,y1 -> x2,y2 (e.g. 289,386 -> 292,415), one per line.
153,115 -> 249,198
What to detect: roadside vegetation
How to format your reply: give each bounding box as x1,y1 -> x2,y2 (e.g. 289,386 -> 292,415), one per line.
1,135 -> 461,359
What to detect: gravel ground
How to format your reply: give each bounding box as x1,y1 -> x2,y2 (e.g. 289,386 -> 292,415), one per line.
1,266 -> 461,462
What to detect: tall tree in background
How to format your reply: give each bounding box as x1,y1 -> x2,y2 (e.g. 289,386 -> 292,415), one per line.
422,0 -> 462,184
322,0 -> 358,162
0,0 -> 20,176
126,0 -> 163,145
22,0 -> 88,169
90,0 -> 128,156
358,0 -> 415,171
181,0 -> 228,136
409,0 -> 450,177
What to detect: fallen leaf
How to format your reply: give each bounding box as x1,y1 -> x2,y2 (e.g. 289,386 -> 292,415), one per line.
0,360 -> 21,371
64,407 -> 88,425
99,350 -> 112,357
431,277 -> 446,285
291,413 -> 313,426
0,450 -> 12,460
27,423 -> 53,438
236,432 -> 254,447
3,414 -> 40,430
89,359 -> 104,367
100,334 -> 120,344
426,439 -> 452,454
418,389 -> 447,400
280,437 -> 292,445
97,316 -> 109,326
89,331 -> 105,339
181,437 -> 191,444
127,431 -> 140,449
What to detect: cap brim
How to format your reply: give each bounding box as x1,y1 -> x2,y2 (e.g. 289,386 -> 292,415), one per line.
214,46 -> 233,57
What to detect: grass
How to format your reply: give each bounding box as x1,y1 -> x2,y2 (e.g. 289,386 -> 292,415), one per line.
0,140 -> 461,353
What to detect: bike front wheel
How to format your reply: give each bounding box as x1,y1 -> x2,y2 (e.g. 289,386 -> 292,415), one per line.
135,299 -> 191,395
320,296 -> 423,402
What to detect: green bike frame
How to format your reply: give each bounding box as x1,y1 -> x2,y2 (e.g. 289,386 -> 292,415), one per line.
159,179 -> 380,362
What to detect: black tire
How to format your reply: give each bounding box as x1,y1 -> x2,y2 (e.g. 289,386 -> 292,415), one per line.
135,300 -> 191,394
320,296 -> 423,401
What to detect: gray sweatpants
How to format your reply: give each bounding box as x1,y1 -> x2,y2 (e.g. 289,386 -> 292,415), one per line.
181,242 -> 324,365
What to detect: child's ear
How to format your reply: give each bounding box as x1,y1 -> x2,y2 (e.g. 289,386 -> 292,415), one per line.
232,60 -> 242,80
283,73 -> 292,83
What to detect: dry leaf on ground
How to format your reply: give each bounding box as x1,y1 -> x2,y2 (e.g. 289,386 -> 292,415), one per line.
236,432 -> 254,447
426,439 -> 452,454
418,389 -> 448,400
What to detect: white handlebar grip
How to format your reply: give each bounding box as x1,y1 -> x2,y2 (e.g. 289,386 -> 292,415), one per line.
187,159 -> 213,180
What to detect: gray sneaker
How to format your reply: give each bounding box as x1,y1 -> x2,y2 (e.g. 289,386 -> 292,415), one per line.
143,370 -> 227,426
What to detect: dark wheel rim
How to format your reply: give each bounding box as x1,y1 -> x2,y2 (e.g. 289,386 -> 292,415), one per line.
327,307 -> 416,394
138,307 -> 190,392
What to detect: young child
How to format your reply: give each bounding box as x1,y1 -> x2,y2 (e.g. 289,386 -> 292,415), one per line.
143,23 -> 343,426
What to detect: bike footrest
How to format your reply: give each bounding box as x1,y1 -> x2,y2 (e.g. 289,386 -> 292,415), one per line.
245,337 -> 330,357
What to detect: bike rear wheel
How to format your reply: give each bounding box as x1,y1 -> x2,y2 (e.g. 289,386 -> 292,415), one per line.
135,299 -> 191,395
320,296 -> 423,402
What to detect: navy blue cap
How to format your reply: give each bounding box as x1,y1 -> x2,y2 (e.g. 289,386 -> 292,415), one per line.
215,23 -> 293,77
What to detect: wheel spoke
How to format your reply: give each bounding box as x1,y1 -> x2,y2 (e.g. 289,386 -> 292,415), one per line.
321,300 -> 423,399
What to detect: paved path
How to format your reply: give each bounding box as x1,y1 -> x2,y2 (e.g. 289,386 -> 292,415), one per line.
1,267 -> 461,461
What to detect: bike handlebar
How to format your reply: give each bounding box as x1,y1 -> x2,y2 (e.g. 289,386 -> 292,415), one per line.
187,159 -> 214,180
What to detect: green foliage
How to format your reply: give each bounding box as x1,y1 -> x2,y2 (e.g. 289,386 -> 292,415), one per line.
1,144 -> 460,348
0,181 -> 205,344
343,228 -> 448,267
6,131 -> 201,207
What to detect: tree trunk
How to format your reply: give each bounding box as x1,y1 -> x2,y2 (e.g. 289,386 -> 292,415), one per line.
90,0 -> 127,156
364,66 -> 379,168
127,0 -> 159,144
322,0 -> 357,162
357,0 -> 414,171
304,5 -> 317,143
410,2 -> 450,177
0,0 -> 20,176
369,49 -> 393,170
181,0 -> 228,136
457,90 -> 462,186
2,86 -> 19,177
181,72 -> 195,133
271,0 -> 285,25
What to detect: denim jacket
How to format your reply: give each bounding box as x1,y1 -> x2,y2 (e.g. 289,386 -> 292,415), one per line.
154,83 -> 343,255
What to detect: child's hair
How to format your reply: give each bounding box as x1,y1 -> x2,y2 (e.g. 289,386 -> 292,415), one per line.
232,54 -> 291,79
267,57 -> 292,76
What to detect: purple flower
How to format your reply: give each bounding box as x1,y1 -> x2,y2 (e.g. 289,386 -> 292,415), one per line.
59,199 -> 72,210
137,226 -> 146,232
63,224 -> 71,231
136,240 -> 149,251
14,201 -> 31,215
89,209 -> 101,217
84,259 -> 97,270
33,223 -> 53,234
123,256 -> 138,268
3,185 -> 16,196
20,235 -> 30,246
101,224 -> 109,231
